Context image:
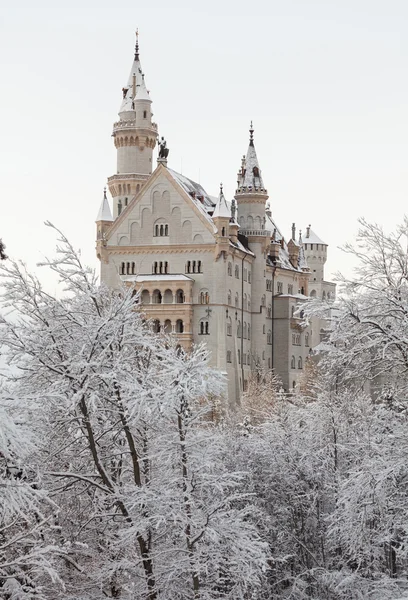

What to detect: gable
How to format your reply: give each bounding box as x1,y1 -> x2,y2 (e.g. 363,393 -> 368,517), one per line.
107,167 -> 216,248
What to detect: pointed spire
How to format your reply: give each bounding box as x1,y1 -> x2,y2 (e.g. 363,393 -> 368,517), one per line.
249,120 -> 254,147
237,123 -> 266,191
96,187 -> 113,222
213,184 -> 230,219
134,29 -> 139,61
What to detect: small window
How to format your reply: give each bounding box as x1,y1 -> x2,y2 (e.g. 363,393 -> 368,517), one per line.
248,325 -> 251,340
267,330 -> 272,345
277,282 -> 283,294
291,355 -> 296,369
143,110 -> 147,119
288,284 -> 293,295
227,350 -> 232,363
186,261 -> 191,274
199,320 -> 209,335
228,290 -> 232,305
226,318 -> 232,336
248,272 -> 251,283
298,357 -> 303,369
235,293 -> 239,308
200,291 -> 210,304
235,265 -> 240,279
237,321 -> 241,338
228,262 -> 232,276
305,333 -> 309,347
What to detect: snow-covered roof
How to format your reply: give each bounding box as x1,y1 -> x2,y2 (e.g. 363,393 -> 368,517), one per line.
96,190 -> 113,222
304,227 -> 327,246
237,126 -> 266,191
121,274 -> 193,282
213,188 -> 230,219
119,40 -> 151,114
167,169 -> 217,231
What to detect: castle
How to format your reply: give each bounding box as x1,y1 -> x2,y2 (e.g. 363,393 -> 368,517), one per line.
96,34 -> 335,404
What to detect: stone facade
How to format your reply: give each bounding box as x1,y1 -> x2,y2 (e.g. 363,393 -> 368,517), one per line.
96,35 -> 335,404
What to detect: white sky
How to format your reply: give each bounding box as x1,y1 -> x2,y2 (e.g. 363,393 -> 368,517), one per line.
1,0 -> 407,291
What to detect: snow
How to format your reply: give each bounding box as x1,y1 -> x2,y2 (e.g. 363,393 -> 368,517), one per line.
121,274 -> 194,282
239,140 -> 265,190
304,227 -> 327,245
167,168 -> 217,231
96,192 -> 113,222
119,55 -> 151,114
212,190 -> 230,219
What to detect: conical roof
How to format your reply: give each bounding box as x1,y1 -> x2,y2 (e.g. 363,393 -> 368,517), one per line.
119,32 -> 152,114
213,185 -> 230,219
96,188 -> 113,222
237,123 -> 265,190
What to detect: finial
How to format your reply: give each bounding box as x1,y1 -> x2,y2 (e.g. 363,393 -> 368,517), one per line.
103,186 -> 107,199
134,29 -> 139,61
249,120 -> 254,146
220,182 -> 223,195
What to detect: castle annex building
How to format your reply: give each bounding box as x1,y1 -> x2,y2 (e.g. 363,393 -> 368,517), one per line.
96,35 -> 335,403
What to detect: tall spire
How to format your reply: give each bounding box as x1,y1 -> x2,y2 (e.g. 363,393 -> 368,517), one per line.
134,28 -> 139,61
96,187 -> 113,222
213,183 -> 230,219
236,122 -> 266,192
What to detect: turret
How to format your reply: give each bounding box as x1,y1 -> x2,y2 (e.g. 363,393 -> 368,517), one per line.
96,188 -> 113,262
235,123 -> 269,244
213,184 -> 230,258
108,31 -> 158,219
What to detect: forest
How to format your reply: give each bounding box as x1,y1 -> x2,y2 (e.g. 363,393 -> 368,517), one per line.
1,220 -> 408,599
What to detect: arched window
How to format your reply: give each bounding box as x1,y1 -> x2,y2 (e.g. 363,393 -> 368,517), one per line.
248,324 -> 251,340
165,224 -> 169,236
160,224 -> 164,236
238,349 -> 241,364
291,355 -> 296,369
163,289 -> 173,304
248,295 -> 251,310
176,319 -> 184,333
228,262 -> 232,276
155,224 -> 159,237
131,262 -> 135,274
226,317 -> 232,336
186,261 -> 191,274
152,290 -> 162,304
227,350 -> 232,363
152,319 -> 160,333
199,320 -> 209,335
126,262 -> 130,274
305,333 -> 309,347
163,319 -> 172,334
235,265 -> 239,279
267,330 -> 272,345
263,324 -> 265,334
164,262 -> 169,274
237,321 -> 241,338
198,261 -> 202,273
221,227 -> 226,236
120,262 -> 125,275
298,357 -> 303,369
176,289 -> 184,304
200,290 -> 210,304
141,289 -> 150,304
310,289 -> 317,298
261,295 -> 266,307
235,293 -> 239,308
243,322 -> 247,339
243,293 -> 247,310
227,290 -> 232,305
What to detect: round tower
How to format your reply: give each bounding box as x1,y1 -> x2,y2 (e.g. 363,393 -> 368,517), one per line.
108,32 -> 158,219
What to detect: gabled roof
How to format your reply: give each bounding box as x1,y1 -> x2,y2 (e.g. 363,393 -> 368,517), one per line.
96,189 -> 113,222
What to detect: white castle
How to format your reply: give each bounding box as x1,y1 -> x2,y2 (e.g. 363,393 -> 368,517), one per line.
96,34 -> 335,403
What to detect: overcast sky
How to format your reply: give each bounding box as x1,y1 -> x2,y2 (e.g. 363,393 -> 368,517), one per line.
1,0 -> 407,291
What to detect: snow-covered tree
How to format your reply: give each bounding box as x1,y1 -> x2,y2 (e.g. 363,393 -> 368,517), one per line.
0,239 -> 6,261
0,399 -> 59,599
0,224 -> 268,599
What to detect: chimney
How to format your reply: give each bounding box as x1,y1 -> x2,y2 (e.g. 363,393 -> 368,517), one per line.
291,223 -> 296,241
306,224 -> 311,238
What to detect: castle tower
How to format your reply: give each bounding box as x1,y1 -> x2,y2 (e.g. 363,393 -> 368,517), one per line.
235,124 -> 270,364
108,32 -> 158,219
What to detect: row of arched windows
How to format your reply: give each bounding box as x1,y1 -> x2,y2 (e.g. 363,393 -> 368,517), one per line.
120,262 -> 135,275
144,289 -> 184,304
291,356 -> 303,370
199,320 -> 209,335
152,319 -> 184,334
200,291 -> 210,304
227,291 -> 251,310
186,260 -> 202,274
237,350 -> 251,366
154,223 -> 169,237
235,321 -> 251,340
152,261 -> 169,274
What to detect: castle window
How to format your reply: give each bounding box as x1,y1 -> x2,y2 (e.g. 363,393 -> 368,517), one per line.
247,353 -> 250,365
298,357 -> 303,369
243,354 -> 246,365
126,262 -> 130,274
120,262 -> 125,275
277,282 -> 283,294
227,350 -> 232,363
200,291 -> 210,304
143,110 -> 147,119
164,262 -> 169,274
235,265 -> 239,279
237,321 -> 241,338
305,333 -> 309,347
243,293 -> 247,310
198,261 -> 202,273
243,268 -> 247,281
291,355 -> 296,369
228,290 -> 232,305
152,319 -> 160,333
226,317 -> 232,336
131,262 -> 135,274
243,322 -> 247,339
248,325 -> 251,340
248,295 -> 251,310
154,221 -> 169,237
238,350 -> 241,365
192,260 -> 196,273
235,293 -> 239,308
152,290 -> 162,304
176,289 -> 184,304
222,227 -> 226,236
288,284 -> 293,295
186,261 -> 191,274
291,306 -> 295,317
263,325 -> 265,334
228,262 -> 232,276
176,319 -> 184,334
248,271 -> 251,283
261,295 -> 266,307
267,330 -> 272,345
199,319 -> 209,335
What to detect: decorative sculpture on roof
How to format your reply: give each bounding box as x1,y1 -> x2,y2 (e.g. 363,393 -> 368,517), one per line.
158,137 -> 169,159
